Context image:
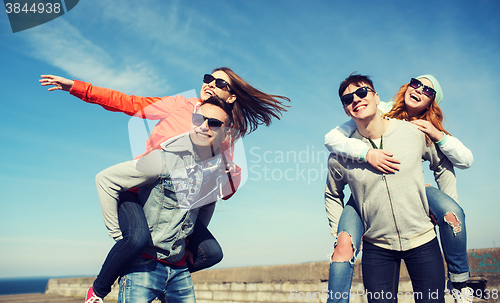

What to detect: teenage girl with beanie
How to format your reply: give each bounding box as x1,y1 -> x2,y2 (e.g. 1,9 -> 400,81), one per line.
40,68 -> 290,302
324,74 -> 473,303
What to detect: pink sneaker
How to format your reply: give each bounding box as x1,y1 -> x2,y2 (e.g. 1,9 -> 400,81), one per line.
85,286 -> 103,303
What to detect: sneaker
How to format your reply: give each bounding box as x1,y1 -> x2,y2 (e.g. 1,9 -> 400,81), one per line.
447,281 -> 473,303
85,286 -> 104,303
460,287 -> 474,303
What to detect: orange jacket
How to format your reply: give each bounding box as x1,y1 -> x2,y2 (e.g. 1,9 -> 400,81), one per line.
70,80 -> 241,199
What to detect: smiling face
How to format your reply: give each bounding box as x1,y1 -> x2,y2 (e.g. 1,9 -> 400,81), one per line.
200,70 -> 237,103
189,103 -> 229,157
342,83 -> 380,121
404,77 -> 435,117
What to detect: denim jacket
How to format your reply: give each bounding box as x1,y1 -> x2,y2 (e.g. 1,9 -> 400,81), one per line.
138,133 -> 227,263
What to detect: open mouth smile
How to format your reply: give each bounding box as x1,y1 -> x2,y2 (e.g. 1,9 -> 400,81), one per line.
195,131 -> 212,139
204,88 -> 215,96
410,93 -> 421,102
353,103 -> 368,112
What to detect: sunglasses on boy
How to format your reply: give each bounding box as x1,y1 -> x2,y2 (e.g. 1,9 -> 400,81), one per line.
203,74 -> 231,90
192,113 -> 225,130
341,86 -> 376,106
409,78 -> 436,98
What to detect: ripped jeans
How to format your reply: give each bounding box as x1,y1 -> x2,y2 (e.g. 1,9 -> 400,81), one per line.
327,196 -> 363,303
426,186 -> 469,283
327,186 -> 468,303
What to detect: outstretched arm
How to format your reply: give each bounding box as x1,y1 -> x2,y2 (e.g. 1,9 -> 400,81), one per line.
39,74 -> 167,118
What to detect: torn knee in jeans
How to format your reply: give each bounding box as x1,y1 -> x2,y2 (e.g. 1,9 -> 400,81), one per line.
444,212 -> 462,235
331,232 -> 357,263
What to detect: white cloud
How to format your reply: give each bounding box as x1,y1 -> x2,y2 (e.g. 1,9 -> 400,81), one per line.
23,18 -> 167,95
87,0 -> 232,74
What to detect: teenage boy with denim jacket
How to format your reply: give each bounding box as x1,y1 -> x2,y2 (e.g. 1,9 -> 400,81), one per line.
94,96 -> 233,303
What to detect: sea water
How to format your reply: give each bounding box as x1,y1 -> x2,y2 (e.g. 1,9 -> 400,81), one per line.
0,277 -> 49,295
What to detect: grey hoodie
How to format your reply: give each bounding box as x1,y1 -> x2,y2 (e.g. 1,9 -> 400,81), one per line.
325,119 -> 457,251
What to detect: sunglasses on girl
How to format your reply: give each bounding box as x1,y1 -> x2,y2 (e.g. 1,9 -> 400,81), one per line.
192,113 -> 225,130
409,78 -> 436,98
203,74 -> 231,90
341,86 -> 376,106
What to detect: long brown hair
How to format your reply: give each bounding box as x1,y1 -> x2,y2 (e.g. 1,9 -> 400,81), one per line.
213,67 -> 290,138
384,83 -> 450,144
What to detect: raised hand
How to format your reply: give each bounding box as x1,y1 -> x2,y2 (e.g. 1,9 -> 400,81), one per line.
39,74 -> 74,92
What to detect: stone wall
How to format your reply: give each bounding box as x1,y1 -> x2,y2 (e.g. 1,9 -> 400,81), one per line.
45,248 -> 500,302
45,276 -> 119,302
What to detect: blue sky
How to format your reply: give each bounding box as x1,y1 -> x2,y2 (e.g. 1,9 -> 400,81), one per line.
1,0 -> 499,278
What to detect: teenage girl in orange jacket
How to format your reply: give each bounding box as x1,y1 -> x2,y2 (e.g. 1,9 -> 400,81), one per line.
40,67 -> 290,302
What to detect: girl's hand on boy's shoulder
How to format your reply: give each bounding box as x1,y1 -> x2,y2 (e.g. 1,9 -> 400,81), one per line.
410,120 -> 444,142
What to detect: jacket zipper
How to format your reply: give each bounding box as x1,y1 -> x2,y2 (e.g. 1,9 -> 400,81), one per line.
382,175 -> 403,250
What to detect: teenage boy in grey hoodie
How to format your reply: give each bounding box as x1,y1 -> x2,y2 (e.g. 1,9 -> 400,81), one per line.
325,74 -> 456,303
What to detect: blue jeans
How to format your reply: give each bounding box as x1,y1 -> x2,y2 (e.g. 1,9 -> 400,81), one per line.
327,187 -> 468,303
93,193 -> 222,298
327,197 -> 363,303
117,257 -> 195,303
186,217 -> 224,273
93,192 -> 152,298
362,238 -> 445,303
426,186 -> 469,283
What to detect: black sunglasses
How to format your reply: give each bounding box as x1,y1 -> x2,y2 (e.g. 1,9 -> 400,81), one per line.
203,74 -> 231,90
192,113 -> 225,130
409,78 -> 436,98
340,86 -> 375,106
